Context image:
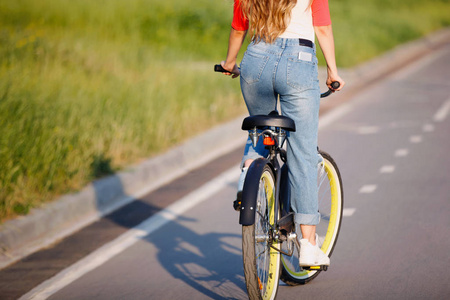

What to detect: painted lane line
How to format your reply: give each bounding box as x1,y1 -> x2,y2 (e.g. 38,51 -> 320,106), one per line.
395,149 -> 409,157
359,185 -> 377,194
319,104 -> 353,129
357,126 -> 380,135
380,165 -> 395,174
433,98 -> 450,122
343,208 -> 356,217
19,165 -> 240,300
409,135 -> 423,143
422,124 -> 435,132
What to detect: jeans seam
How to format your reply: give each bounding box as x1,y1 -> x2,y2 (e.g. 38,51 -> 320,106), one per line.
272,51 -> 284,89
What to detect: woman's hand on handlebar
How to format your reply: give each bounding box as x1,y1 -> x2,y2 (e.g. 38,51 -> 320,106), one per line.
221,61 -> 240,79
326,73 -> 345,92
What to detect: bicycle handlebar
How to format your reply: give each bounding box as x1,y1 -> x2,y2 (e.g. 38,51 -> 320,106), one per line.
214,64 -> 230,73
214,64 -> 340,98
320,81 -> 340,98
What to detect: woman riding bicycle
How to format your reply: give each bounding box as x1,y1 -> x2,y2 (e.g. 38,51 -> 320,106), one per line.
221,0 -> 345,267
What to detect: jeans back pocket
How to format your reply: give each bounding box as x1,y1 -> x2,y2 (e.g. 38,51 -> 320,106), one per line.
286,57 -> 317,91
240,51 -> 270,84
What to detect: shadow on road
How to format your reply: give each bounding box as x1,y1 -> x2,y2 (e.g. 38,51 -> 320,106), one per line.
142,212 -> 247,299
92,173 -> 247,299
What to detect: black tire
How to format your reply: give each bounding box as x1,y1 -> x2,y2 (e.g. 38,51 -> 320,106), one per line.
280,150 -> 344,285
242,165 -> 280,300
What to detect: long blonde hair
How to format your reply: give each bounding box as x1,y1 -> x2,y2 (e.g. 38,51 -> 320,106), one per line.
240,0 -> 298,43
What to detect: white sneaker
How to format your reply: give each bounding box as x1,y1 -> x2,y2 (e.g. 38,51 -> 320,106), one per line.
299,234 -> 330,266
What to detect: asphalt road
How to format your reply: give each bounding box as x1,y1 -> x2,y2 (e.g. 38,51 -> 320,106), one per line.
6,43 -> 450,300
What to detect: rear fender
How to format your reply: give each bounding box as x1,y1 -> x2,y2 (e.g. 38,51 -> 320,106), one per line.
239,158 -> 272,225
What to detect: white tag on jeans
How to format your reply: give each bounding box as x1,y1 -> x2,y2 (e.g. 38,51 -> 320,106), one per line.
298,52 -> 312,62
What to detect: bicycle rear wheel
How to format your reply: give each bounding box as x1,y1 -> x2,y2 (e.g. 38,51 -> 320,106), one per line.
242,164 -> 280,300
280,150 -> 343,285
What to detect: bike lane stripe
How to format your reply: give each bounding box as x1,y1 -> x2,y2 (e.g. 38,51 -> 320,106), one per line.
422,123 -> 435,132
394,148 -> 409,157
409,135 -> 423,143
433,98 -> 450,122
380,165 -> 396,174
359,185 -> 377,194
342,208 -> 356,217
318,104 -> 354,129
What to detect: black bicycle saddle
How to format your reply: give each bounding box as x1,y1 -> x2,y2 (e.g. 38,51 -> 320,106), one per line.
241,111 -> 296,132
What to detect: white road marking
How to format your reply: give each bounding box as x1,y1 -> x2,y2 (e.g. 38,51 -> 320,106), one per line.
319,104 -> 353,129
357,126 -> 380,135
359,185 -> 377,194
409,135 -> 423,143
343,208 -> 356,217
380,165 -> 395,173
19,166 -> 240,300
433,98 -> 450,122
395,149 -> 409,157
422,123 -> 435,132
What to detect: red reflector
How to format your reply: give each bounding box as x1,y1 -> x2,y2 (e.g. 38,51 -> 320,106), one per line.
263,136 -> 275,145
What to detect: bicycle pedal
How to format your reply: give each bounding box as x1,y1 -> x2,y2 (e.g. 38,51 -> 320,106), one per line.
302,265 -> 329,271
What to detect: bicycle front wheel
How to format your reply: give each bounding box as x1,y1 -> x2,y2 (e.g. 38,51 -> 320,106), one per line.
280,150 -> 343,285
242,165 -> 280,300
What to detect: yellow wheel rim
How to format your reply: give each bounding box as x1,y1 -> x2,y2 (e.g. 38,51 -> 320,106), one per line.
320,159 -> 342,255
259,171 -> 279,299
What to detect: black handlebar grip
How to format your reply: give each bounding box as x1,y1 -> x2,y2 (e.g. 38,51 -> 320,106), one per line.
214,64 -> 228,72
331,81 -> 340,90
320,81 -> 341,98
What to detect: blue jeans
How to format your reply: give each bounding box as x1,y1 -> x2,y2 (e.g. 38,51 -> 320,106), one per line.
240,38 -> 321,225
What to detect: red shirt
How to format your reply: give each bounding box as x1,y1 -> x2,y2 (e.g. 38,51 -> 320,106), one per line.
231,0 -> 331,31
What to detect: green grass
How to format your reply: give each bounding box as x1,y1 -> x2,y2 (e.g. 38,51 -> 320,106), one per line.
327,0 -> 450,66
0,0 -> 449,222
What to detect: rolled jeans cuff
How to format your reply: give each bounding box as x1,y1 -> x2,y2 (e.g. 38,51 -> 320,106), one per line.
294,212 -> 320,226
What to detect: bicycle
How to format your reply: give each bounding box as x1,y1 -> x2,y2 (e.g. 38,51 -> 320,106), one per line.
215,64 -> 344,300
